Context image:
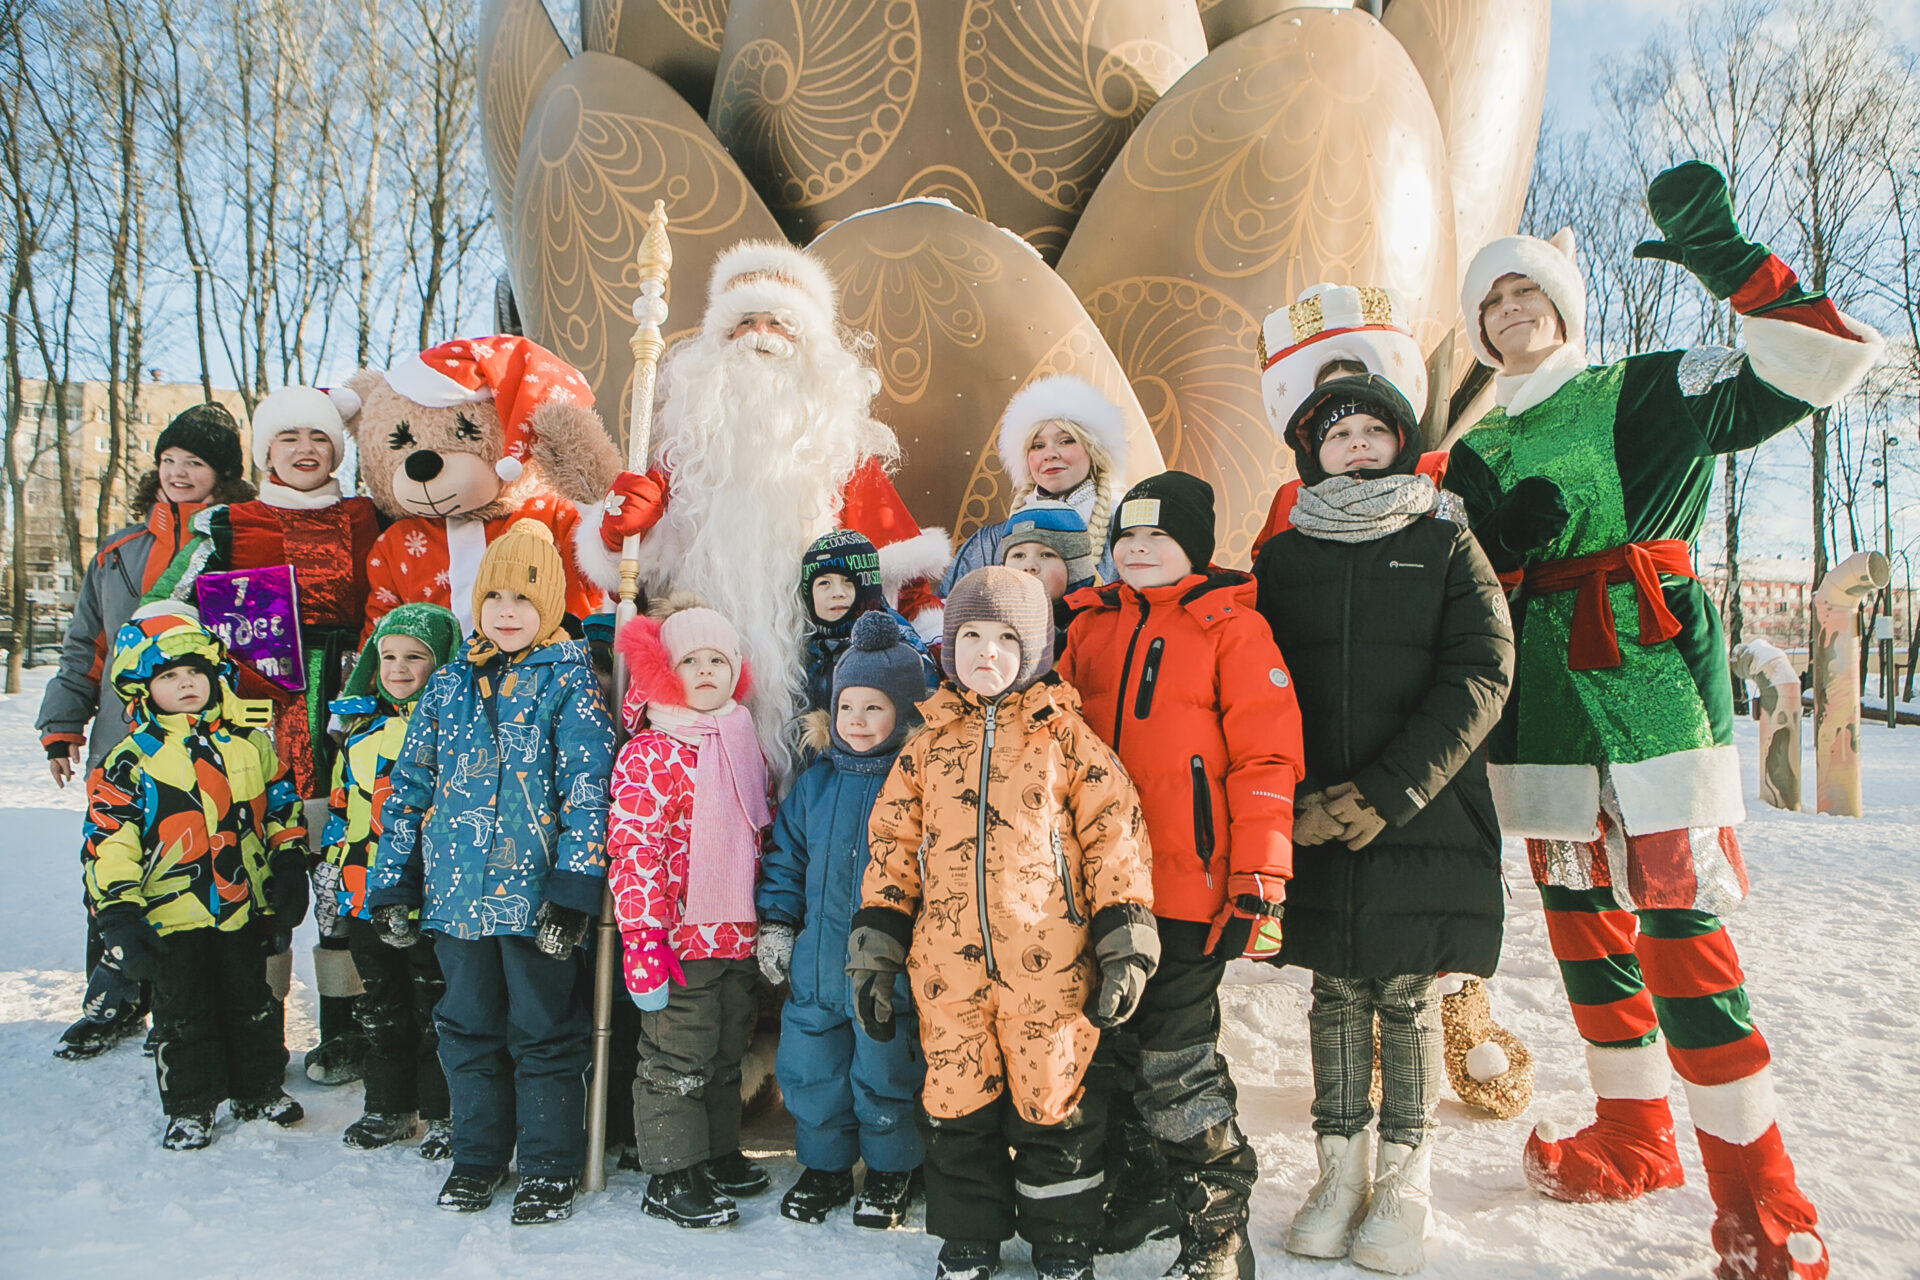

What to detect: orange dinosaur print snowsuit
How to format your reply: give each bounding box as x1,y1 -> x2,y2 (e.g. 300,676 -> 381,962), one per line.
862,674 -> 1153,1125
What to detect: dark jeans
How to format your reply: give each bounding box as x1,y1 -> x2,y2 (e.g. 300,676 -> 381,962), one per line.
632,957 -> 758,1174
150,920 -> 285,1116
347,918 -> 448,1119
433,933 -> 591,1179
921,1089 -> 1108,1246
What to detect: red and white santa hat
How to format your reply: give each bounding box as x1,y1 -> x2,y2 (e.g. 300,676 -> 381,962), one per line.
995,374 -> 1129,491
1460,228 -> 1586,368
1258,284 -> 1427,440
251,385 -> 357,470
385,336 -> 595,483
702,240 -> 839,343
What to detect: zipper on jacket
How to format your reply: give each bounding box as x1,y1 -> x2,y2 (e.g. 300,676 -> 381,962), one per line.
1051,828 -> 1085,925
1133,638 -> 1165,721
1111,596 -> 1151,748
1190,755 -> 1215,886
1339,558 -> 1355,774
975,702 -> 1000,981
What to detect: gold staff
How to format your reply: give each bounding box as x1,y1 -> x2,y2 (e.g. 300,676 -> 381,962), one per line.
582,199 -> 672,1192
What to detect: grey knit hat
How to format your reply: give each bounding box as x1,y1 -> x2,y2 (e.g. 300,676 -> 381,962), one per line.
941,565 -> 1053,694
997,500 -> 1095,584
830,611 -> 931,753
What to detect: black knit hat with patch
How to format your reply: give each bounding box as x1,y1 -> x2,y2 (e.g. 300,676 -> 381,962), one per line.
1110,471 -> 1217,573
154,402 -> 246,481
1285,373 -> 1421,485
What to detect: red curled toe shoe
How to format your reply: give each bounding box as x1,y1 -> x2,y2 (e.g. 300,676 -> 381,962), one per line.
1523,1096 -> 1686,1203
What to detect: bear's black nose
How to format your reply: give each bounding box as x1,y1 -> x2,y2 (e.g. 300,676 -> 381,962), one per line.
404,450 -> 444,483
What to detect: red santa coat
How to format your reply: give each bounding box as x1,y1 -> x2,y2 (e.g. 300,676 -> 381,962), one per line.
363,494 -> 606,639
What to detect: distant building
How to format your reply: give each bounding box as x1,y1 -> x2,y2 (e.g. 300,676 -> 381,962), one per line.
1700,555 -> 1910,657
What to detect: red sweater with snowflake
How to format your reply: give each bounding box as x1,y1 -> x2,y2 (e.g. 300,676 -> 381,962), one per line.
607,729 -> 758,962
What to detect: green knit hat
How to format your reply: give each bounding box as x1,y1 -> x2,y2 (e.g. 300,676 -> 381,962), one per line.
344,604 -> 461,702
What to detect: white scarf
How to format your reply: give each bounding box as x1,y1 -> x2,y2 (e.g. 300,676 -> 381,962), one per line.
1493,344 -> 1588,417
257,475 -> 343,510
1289,474 -> 1438,543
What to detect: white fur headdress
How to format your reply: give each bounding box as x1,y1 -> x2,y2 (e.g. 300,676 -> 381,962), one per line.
994,374 -> 1129,491
1258,283 -> 1427,440
1461,229 -> 1587,368
250,385 -> 353,469
703,240 -> 839,343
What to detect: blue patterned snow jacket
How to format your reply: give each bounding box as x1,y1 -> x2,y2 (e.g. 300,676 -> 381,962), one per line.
757,742 -> 909,1012
367,637 -> 614,940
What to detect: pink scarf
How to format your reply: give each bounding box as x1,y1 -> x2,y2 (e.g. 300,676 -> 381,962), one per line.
646,700 -> 770,925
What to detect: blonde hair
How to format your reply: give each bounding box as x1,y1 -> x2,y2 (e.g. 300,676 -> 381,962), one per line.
1015,416 -> 1120,554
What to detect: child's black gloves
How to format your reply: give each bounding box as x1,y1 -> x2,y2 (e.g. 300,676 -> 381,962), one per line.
373,904 -> 420,948
846,908 -> 912,1042
82,959 -> 142,1024
96,905 -> 166,982
1480,477 -> 1570,574
267,850 -> 310,930
534,902 -> 591,958
1088,904 -> 1161,1028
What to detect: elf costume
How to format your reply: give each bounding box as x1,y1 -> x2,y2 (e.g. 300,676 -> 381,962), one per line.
1445,162 -> 1880,1280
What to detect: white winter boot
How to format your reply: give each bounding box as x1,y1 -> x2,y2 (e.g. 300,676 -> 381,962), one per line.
1349,1136 -> 1433,1275
1284,1132 -> 1373,1258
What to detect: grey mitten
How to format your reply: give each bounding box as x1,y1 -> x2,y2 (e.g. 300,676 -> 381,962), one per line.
846,908 -> 912,1042
310,860 -> 345,939
756,922 -> 795,987
533,901 -> 591,958
373,903 -> 420,949
1088,904 -> 1161,1029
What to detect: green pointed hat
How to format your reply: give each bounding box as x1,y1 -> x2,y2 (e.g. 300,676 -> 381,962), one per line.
344,603 -> 461,701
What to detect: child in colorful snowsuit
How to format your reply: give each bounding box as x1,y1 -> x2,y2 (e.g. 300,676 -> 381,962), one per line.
852,566 -> 1158,1280
997,501 -> 1096,660
801,529 -> 935,713
81,606 -> 310,1150
1255,377 -> 1514,1274
367,520 -> 614,1226
1059,471 -> 1303,1279
609,601 -> 774,1229
758,611 -> 935,1228
320,602 -> 462,1156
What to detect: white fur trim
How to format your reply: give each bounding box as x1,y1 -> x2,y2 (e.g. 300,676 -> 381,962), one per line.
311,944 -> 365,998
1465,1041 -> 1510,1083
1494,345 -> 1589,416
1683,1068 -> 1777,1145
387,353 -> 493,408
131,600 -> 201,624
326,386 -> 362,420
876,527 -> 954,595
495,456 -> 524,483
1610,745 -> 1744,836
256,477 -> 344,510
705,240 -> 838,340
1488,763 -> 1601,840
910,605 -> 945,645
251,386 -> 348,469
1742,310 -> 1883,410
702,278 -> 833,344
570,499 -> 623,594
996,375 -> 1129,489
1260,329 -> 1427,439
1787,1234 -> 1824,1265
1586,1043 -> 1670,1101
446,518 -> 488,637
1462,231 -> 1587,368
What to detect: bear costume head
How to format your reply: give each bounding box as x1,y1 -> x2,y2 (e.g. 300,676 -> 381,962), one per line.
342,336 -> 622,522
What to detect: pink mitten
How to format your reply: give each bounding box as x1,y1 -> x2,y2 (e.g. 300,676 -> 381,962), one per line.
622,931 -> 684,1012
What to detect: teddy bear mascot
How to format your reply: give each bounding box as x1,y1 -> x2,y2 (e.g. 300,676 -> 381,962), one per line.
608,241 -> 951,782
1445,161 -> 1882,1280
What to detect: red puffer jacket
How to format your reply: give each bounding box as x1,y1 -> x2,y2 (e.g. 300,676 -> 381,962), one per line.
1059,570 -> 1304,923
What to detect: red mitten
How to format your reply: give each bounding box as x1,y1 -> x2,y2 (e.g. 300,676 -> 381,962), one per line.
599,469 -> 669,551
622,929 -> 684,1011
1204,871 -> 1286,960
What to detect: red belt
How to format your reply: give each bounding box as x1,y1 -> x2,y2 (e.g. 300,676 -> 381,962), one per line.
1511,539 -> 1696,671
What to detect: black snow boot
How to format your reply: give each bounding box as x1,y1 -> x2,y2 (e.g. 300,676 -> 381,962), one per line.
231,1091 -> 305,1126
343,1111 -> 416,1149
303,999 -> 368,1086
616,1145 -> 641,1173
1032,1241 -> 1096,1280
437,1164 -> 509,1212
644,1166 -> 739,1228
162,1112 -> 215,1151
1163,1233 -> 1254,1280
853,1166 -> 923,1229
511,1176 -> 577,1225
54,1008 -> 145,1061
703,1149 -> 772,1197
781,1166 -> 856,1223
934,1239 -> 1001,1280
419,1119 -> 453,1161
1166,1158 -> 1257,1280
1095,1117 -> 1180,1254
142,1024 -> 160,1057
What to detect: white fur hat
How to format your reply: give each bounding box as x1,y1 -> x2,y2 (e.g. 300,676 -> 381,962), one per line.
995,374 -> 1129,490
250,385 -> 352,469
1461,228 -> 1586,368
703,240 -> 839,343
1258,283 -> 1427,440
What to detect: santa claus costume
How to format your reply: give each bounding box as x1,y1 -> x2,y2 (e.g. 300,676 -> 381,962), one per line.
1444,162 -> 1882,1280
623,240 -> 950,779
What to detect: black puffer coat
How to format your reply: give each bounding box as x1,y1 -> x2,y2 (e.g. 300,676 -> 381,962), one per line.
1252,377 -> 1516,978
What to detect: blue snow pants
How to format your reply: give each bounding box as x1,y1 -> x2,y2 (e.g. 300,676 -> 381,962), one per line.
777,991 -> 924,1173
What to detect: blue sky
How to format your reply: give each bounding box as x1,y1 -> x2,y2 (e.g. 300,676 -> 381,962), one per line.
1543,0 -> 1665,130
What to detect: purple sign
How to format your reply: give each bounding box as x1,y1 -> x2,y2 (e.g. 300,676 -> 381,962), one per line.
195,564 -> 305,694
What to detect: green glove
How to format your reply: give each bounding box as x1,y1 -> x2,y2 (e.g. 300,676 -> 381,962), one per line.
1633,161 -> 1770,300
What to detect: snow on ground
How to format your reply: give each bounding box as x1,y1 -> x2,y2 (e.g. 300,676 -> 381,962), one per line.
2,665 -> 1917,1278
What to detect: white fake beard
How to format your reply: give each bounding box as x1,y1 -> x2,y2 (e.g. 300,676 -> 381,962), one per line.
639,330 -> 897,778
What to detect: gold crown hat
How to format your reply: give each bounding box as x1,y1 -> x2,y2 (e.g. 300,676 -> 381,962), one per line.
1257,284 -> 1427,441
471,518 -> 568,645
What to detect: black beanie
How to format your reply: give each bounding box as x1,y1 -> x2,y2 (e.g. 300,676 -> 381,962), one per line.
1284,374 -> 1421,485
1110,471 -> 1216,572
154,402 -> 245,481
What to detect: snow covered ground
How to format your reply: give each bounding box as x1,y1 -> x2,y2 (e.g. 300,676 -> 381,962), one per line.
2,665 -> 1916,1279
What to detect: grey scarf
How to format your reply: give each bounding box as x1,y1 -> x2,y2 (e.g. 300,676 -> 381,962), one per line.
1289,474 -> 1437,543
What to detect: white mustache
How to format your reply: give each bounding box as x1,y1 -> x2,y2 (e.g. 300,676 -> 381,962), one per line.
736,331 -> 795,358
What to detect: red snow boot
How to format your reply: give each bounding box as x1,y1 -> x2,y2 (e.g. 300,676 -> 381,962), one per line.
1523,1096 -> 1685,1203
1698,1126 -> 1827,1280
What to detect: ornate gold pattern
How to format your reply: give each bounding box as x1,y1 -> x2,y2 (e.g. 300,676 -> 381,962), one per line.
479,0 -> 569,264
829,226 -> 1002,407
958,0 -> 1194,214
1195,0 -> 1299,50
1082,276 -> 1286,569
660,0 -> 729,49
896,165 -> 988,219
711,0 -> 921,213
